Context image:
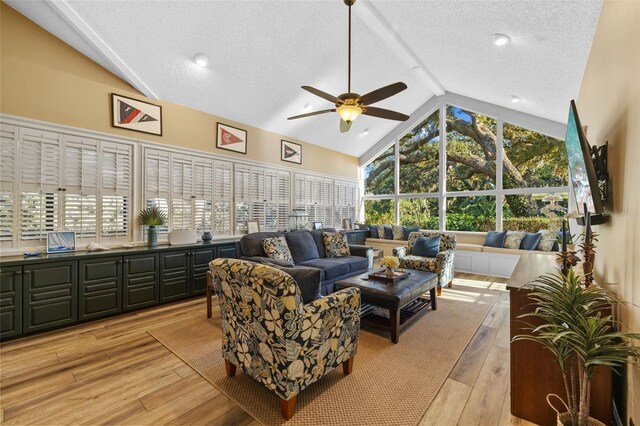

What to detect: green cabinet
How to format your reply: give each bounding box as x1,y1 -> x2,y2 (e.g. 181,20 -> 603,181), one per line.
123,254 -> 159,311
78,257 -> 122,321
160,252 -> 190,302
345,230 -> 369,245
23,261 -> 77,334
0,266 -> 22,339
217,243 -> 237,259
191,247 -> 216,295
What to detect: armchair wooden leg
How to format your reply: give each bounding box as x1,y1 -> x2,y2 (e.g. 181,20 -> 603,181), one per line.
447,280 -> 453,288
343,356 -> 354,375
224,359 -> 237,378
437,287 -> 443,297
280,395 -> 296,420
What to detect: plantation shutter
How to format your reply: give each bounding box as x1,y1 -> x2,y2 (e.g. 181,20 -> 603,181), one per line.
19,128 -> 61,242
277,171 -> 291,231
170,154 -> 194,230
144,148 -> 170,234
250,167 -> 266,230
263,170 -> 278,231
101,141 -> 132,239
334,179 -> 358,227
193,156 -> 213,232
63,136 -> 98,238
0,125 -> 17,243
234,165 -> 251,233
213,160 -> 232,235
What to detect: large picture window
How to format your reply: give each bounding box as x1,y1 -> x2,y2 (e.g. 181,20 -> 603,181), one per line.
363,103 -> 569,232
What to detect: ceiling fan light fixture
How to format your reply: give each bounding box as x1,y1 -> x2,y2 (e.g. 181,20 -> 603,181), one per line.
336,104 -> 362,124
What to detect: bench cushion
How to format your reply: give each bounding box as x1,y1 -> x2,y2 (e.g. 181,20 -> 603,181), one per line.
457,243 -> 483,252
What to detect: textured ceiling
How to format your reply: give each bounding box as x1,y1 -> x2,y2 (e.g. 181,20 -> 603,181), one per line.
6,0 -> 602,157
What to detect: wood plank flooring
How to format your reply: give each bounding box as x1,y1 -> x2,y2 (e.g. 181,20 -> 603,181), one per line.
0,273 -> 532,425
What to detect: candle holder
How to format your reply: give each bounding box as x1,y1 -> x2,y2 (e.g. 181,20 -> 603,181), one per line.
580,232 -> 598,288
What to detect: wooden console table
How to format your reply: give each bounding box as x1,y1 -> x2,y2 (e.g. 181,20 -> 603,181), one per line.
508,253 -> 612,425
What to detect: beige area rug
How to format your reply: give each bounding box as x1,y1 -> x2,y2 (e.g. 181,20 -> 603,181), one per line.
149,281 -> 500,426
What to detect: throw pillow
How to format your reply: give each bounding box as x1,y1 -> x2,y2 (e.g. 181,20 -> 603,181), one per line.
520,232 -> 542,250
322,232 -> 351,258
284,231 -> 320,264
403,226 -> 420,240
368,225 -> 379,239
392,225 -> 404,240
262,236 -> 294,265
484,231 -> 508,248
376,225 -> 385,240
537,229 -> 557,252
504,231 -> 526,249
383,225 -> 394,240
412,235 -> 441,257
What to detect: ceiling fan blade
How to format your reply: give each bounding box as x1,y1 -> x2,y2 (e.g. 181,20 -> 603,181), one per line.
340,119 -> 352,133
363,106 -> 410,121
359,82 -> 408,106
287,109 -> 336,120
301,86 -> 343,104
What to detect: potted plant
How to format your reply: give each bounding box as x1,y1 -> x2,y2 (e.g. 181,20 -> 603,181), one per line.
137,206 -> 167,247
514,269 -> 640,426
380,256 -> 399,277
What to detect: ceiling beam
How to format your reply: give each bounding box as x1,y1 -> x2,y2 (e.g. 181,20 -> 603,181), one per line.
47,0 -> 158,100
354,1 -> 445,96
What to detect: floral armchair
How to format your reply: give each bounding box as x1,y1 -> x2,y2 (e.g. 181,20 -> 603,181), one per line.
392,231 -> 457,293
209,258 -> 361,419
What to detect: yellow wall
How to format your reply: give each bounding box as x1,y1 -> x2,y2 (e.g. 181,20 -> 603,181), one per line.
0,3 -> 358,179
576,0 -> 640,423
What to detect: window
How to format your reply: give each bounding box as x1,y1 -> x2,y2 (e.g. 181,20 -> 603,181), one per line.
399,198 -> 438,229
364,144 -> 394,195
446,196 -> 496,232
362,102 -> 569,233
364,199 -> 395,225
446,106 -> 496,191
399,110 -> 439,194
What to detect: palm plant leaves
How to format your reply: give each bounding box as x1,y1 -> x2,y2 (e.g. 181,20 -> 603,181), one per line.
137,206 -> 167,226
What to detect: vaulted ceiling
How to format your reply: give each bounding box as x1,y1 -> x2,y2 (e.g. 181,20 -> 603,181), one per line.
6,0 -> 602,157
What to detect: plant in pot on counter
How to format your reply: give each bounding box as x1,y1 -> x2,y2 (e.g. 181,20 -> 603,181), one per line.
137,206 -> 167,247
514,269 -> 640,426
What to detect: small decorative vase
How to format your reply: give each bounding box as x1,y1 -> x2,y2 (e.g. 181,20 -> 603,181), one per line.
385,267 -> 394,278
201,231 -> 213,243
147,226 -> 158,247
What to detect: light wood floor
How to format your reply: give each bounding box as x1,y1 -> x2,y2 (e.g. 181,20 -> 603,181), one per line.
0,273 -> 534,425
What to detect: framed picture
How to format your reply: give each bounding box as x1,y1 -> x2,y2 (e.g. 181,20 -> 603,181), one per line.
111,93 -> 162,136
217,122 -> 247,154
313,222 -> 323,230
281,140 -> 302,164
246,220 -> 260,234
342,218 -> 353,230
47,231 -> 76,254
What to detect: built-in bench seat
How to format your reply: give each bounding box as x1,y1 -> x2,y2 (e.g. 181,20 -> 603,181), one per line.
366,231 -> 556,278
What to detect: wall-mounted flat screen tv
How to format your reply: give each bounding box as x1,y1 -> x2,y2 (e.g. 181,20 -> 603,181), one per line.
564,100 -> 605,221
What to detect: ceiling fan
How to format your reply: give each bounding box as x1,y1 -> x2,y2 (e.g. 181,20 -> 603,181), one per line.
287,0 -> 410,133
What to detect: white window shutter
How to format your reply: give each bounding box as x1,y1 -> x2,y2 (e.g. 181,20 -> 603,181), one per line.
234,165 -> 252,233
144,148 -> 170,234
213,160 -> 232,235
0,125 -> 17,244
101,142 -> 132,239
193,157 -> 213,232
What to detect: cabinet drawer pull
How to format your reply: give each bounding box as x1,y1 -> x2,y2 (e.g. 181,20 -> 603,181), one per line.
15,270 -> 22,275
24,270 -> 30,274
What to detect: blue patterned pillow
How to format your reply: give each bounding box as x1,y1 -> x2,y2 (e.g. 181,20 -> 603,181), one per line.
484,231 -> 508,248
412,235 -> 441,257
322,232 -> 351,257
262,236 -> 294,265
520,232 -> 542,250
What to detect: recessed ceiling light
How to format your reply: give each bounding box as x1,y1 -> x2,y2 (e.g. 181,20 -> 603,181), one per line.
361,129 -> 369,136
493,34 -> 511,46
193,53 -> 208,67
511,95 -> 522,103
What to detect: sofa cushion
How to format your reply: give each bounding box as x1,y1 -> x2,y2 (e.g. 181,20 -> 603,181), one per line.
392,225 -> 404,240
484,231 -> 508,248
297,258 -> 350,280
284,231 -> 320,264
504,231 -> 526,249
331,255 -> 369,273
322,232 -> 350,257
537,229 -> 557,252
368,225 -> 380,239
520,232 -> 542,250
262,236 -> 294,265
403,226 -> 420,240
239,232 -> 282,257
383,225 -> 394,240
412,235 -> 441,257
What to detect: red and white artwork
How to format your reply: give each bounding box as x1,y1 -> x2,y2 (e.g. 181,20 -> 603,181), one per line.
217,123 -> 247,154
111,94 -> 162,135
281,140 -> 302,164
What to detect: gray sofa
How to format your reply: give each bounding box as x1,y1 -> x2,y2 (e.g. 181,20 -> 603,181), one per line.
236,228 -> 373,297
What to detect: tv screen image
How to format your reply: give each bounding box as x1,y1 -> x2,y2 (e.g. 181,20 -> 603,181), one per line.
564,100 -> 604,217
